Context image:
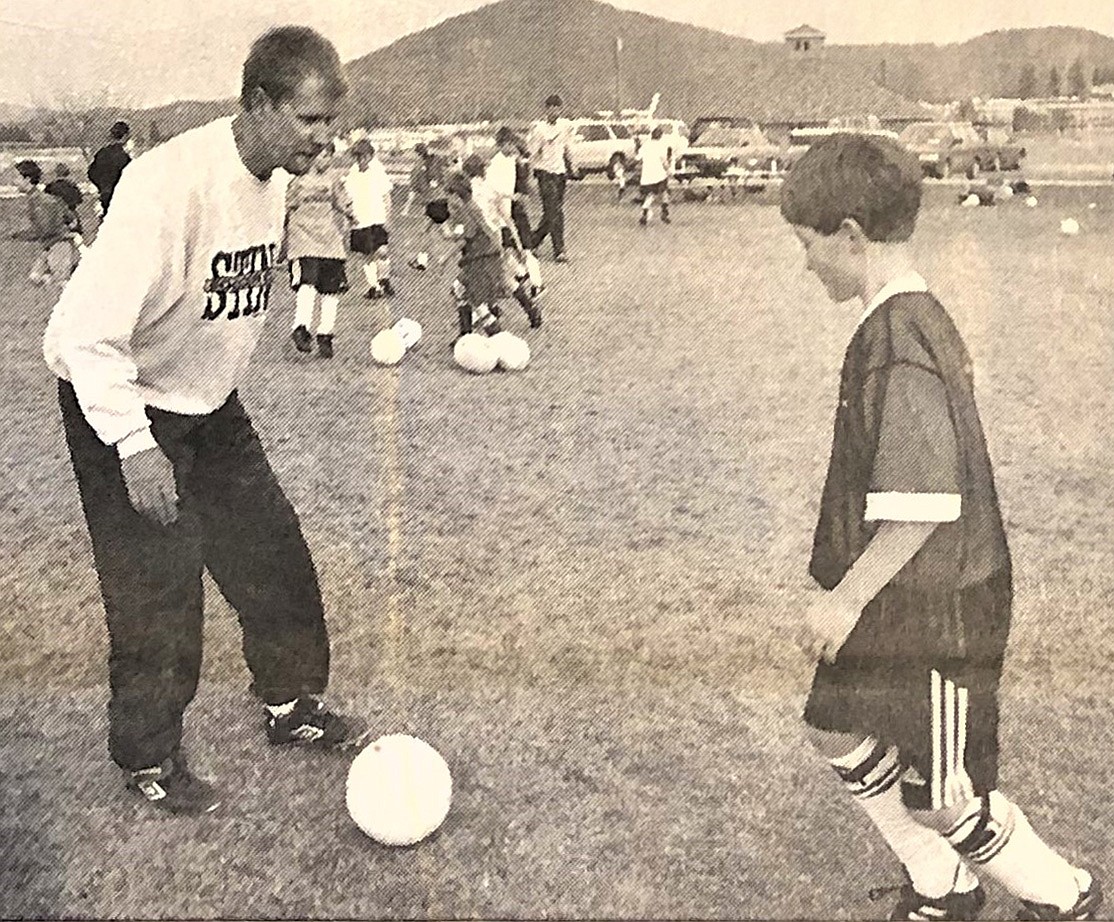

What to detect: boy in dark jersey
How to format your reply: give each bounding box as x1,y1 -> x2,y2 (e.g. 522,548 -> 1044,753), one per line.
781,134 -> 1101,922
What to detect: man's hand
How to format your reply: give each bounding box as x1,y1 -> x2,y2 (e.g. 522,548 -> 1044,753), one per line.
796,592 -> 863,664
121,447 -> 179,525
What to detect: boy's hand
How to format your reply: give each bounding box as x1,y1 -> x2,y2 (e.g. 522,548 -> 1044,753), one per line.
797,592 -> 862,664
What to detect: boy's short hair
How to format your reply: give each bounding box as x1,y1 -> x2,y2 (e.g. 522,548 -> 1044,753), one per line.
54,162 -> 71,177
351,138 -> 374,158
651,126 -> 664,139
110,121 -> 130,140
495,126 -> 519,147
15,160 -> 42,185
462,153 -> 487,178
780,134 -> 922,242
241,26 -> 347,110
445,171 -> 472,199
545,94 -> 563,108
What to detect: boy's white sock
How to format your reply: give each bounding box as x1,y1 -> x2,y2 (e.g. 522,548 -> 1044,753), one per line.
831,738 -> 979,899
293,285 -> 316,330
377,255 -> 391,283
318,294 -> 339,336
362,261 -> 379,291
943,790 -> 1086,911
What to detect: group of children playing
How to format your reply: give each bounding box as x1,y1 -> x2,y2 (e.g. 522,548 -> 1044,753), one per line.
10,160 -> 86,288
285,126 -> 546,358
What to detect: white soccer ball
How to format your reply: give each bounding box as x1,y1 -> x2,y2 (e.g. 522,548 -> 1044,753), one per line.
370,328 -> 406,366
1025,195 -> 1039,208
346,734 -> 452,847
490,331 -> 531,371
453,333 -> 498,374
997,183 -> 1014,199
394,318 -> 423,350
961,193 -> 980,208
1060,218 -> 1081,236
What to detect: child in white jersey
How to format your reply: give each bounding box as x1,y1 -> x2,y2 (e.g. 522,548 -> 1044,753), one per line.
638,126 -> 673,226
344,139 -> 394,300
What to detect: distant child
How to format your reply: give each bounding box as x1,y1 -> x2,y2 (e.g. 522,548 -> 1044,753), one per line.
462,152 -> 541,329
10,160 -> 80,287
44,163 -> 85,238
781,134 -> 1101,922
344,139 -> 395,299
285,146 -> 354,358
443,171 -> 503,341
402,142 -> 451,270
488,127 -> 544,298
637,126 -> 673,226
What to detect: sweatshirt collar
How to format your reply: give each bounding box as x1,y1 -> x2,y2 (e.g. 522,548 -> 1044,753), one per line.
857,270 -> 928,329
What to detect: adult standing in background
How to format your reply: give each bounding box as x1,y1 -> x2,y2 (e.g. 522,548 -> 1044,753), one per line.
527,94 -> 574,263
87,120 -> 132,214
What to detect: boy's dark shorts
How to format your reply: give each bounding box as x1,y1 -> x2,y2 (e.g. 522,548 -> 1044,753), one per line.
350,225 -> 389,255
804,570 -> 1012,810
640,180 -> 668,197
289,257 -> 348,295
425,199 -> 451,225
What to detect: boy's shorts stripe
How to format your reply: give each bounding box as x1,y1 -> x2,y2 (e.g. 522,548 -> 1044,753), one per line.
932,669 -> 976,809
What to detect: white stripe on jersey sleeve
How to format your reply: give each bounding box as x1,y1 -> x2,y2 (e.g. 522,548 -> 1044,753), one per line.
865,491 -> 961,523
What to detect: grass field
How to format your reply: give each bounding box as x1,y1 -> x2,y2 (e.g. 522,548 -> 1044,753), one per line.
1,182 -> 1112,920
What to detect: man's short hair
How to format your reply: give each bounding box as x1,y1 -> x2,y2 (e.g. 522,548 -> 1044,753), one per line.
15,160 -> 41,185
545,94 -> 563,108
780,134 -> 922,242
241,26 -> 347,110
110,121 -> 130,140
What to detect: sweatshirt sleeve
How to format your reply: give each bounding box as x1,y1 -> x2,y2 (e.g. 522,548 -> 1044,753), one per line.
43,153 -> 187,454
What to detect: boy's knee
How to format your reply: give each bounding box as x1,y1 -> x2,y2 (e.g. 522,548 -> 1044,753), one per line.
803,724 -> 867,760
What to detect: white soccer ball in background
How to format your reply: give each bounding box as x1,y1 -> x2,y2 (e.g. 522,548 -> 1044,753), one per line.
1025,195 -> 1039,208
490,331 -> 531,371
453,333 -> 498,374
370,328 -> 406,366
346,734 -> 453,847
960,193 -> 980,208
1060,217 -> 1081,236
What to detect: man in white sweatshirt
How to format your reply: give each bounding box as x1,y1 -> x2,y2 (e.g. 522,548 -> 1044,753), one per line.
42,26 -> 367,816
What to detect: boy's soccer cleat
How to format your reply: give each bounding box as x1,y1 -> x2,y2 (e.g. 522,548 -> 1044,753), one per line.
365,286 -> 382,300
554,252 -> 569,264
408,255 -> 429,271
291,325 -> 313,353
265,696 -> 370,750
126,758 -> 221,816
639,211 -> 649,226
1017,873 -> 1103,921
316,334 -> 334,358
380,279 -> 395,296
876,882 -> 986,921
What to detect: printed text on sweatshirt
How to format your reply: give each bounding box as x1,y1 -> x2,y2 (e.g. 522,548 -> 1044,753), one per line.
43,118 -> 290,457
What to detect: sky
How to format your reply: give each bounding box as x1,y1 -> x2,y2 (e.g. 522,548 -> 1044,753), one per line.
2,0 -> 1114,107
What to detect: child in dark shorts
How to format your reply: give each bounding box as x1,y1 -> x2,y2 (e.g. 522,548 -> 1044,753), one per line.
444,171 -> 503,341
781,134 -> 1101,922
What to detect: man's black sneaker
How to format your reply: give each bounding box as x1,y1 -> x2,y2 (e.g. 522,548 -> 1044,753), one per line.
291,325 -> 313,353
126,759 -> 221,816
874,882 -> 986,921
265,696 -> 370,750
1018,873 -> 1103,921
317,334 -> 334,358
380,279 -> 395,296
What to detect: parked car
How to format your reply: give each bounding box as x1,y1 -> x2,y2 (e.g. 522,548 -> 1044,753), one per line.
567,119 -> 638,179
677,124 -> 798,180
898,122 -> 1026,179
626,117 -> 690,162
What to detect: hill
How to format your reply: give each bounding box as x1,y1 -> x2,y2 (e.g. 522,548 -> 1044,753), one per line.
830,27 -> 1114,101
